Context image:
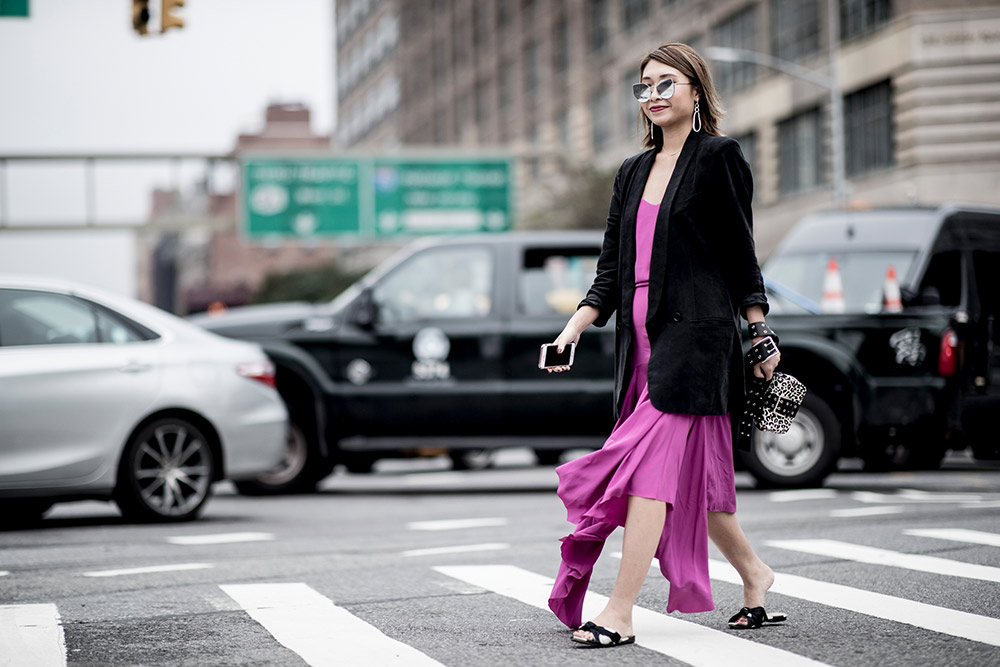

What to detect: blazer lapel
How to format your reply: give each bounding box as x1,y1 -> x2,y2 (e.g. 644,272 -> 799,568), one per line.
646,130 -> 705,328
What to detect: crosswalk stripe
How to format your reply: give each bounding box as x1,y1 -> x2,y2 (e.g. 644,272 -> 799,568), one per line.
82,563 -> 213,578
768,489 -> 839,503
0,604 -> 66,667
829,506 -> 904,518
220,583 -> 443,667
434,564 -> 828,667
767,539 -> 1000,583
406,518 -> 509,531
166,532 -> 275,545
903,528 -> 1000,548
708,560 -> 1000,647
401,542 -> 509,557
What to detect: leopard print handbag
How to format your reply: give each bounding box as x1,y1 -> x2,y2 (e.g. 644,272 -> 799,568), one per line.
751,372 -> 807,434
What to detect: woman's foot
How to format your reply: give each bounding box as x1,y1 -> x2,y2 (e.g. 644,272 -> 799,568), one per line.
572,610 -> 633,643
741,562 -> 775,611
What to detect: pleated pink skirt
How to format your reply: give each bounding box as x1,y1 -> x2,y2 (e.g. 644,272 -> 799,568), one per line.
547,276 -> 738,628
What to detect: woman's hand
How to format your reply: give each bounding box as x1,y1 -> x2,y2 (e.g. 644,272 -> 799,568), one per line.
546,328 -> 582,373
752,336 -> 780,381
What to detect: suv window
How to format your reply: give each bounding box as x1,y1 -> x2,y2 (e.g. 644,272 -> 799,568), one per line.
519,247 -> 599,316
0,289 -> 155,347
373,246 -> 494,324
918,250 -> 962,307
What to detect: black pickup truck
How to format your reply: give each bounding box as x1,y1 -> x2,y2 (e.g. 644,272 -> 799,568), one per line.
193,204 -> 1000,492
749,204 -> 1000,486
191,232 -> 616,493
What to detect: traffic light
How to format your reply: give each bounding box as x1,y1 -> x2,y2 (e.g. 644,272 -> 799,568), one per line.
132,0 -> 150,35
161,0 -> 184,33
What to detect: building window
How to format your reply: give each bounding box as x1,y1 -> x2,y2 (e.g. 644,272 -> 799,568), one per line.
497,0 -> 512,27
772,0 -> 820,62
841,0 -> 891,42
476,79 -> 491,127
845,80 -> 893,175
554,16 -> 570,74
623,0 -> 649,30
500,61 -> 515,112
473,2 -> 490,46
591,88 -> 613,152
712,6 -> 758,94
733,131 -> 758,168
622,68 -> 641,138
523,41 -> 539,104
778,107 -> 823,193
589,0 -> 609,53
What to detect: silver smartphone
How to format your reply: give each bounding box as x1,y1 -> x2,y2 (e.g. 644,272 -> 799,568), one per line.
538,342 -> 576,369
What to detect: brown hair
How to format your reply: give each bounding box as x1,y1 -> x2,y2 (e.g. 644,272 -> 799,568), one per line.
638,43 -> 725,148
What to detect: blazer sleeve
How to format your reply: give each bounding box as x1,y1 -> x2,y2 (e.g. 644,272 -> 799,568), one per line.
714,138 -> 769,320
578,162 -> 625,327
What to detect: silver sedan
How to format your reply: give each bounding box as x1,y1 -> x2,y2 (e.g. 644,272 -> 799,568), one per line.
0,277 -> 288,523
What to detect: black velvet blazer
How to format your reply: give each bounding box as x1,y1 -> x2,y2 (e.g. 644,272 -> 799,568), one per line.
579,130 -> 768,438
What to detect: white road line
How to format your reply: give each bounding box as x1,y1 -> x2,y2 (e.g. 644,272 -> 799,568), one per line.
82,563 -> 213,578
435,564 -> 827,667
406,517 -> 509,531
829,506 -> 905,518
767,539 -> 1000,583
709,560 -> 1000,647
0,571 -> 8,577
0,604 -> 66,667
166,532 -> 275,545
221,583 -> 443,667
768,489 -> 839,503
896,489 -> 983,503
960,500 -> 1000,509
904,528 -> 1000,548
402,542 -> 509,558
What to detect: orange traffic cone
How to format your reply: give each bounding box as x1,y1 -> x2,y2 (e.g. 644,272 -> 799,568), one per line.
883,265 -> 902,313
821,257 -> 845,313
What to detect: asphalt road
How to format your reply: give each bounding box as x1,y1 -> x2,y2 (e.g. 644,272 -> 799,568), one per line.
2,450 -> 1000,667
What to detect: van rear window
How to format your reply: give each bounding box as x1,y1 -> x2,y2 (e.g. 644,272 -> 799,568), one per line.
519,247 -> 599,316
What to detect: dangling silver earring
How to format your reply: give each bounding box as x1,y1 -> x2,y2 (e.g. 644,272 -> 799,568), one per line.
649,118 -> 654,138
692,101 -> 702,133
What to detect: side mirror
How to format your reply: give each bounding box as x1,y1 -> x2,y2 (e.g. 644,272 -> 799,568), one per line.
351,288 -> 379,329
919,286 -> 941,306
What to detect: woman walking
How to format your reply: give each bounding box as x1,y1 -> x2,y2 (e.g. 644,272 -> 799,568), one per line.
546,43 -> 786,648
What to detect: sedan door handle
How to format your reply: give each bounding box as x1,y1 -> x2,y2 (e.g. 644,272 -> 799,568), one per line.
119,361 -> 152,373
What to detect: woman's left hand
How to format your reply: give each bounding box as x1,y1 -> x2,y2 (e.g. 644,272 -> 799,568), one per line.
752,337 -> 780,381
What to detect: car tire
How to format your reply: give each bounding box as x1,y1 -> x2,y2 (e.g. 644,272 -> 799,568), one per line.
534,449 -> 564,466
234,421 -> 331,495
739,392 -> 841,488
450,449 -> 494,471
115,417 -> 215,522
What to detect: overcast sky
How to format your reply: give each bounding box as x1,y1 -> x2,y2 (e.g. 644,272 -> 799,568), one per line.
0,0 -> 334,153
0,0 -> 334,294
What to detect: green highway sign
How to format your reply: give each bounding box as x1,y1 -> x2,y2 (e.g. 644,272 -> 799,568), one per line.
242,156 -> 513,240
0,0 -> 29,17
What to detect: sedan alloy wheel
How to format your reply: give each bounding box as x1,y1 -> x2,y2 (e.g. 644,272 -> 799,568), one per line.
116,417 -> 215,521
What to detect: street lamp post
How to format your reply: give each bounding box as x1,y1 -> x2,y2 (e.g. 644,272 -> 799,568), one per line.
705,1 -> 849,209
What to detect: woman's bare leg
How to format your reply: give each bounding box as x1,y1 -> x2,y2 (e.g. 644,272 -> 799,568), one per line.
573,496 -> 665,641
707,511 -> 774,617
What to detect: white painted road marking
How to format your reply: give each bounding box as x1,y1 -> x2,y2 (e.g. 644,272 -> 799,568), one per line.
767,539 -> 1000,583
82,563 -> 213,578
221,583 -> 443,666
0,571 -> 8,577
435,564 -> 828,667
406,517 -> 509,531
709,560 -> 1000,647
829,506 -> 905,518
166,532 -> 275,545
402,542 -> 509,558
768,489 -> 839,503
904,528 -> 1000,548
0,604 -> 66,667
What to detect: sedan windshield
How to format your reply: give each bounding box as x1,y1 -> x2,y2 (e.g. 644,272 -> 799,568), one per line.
764,251 -> 917,314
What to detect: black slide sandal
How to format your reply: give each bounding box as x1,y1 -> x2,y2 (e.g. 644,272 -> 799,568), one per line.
571,621 -> 636,648
727,606 -> 788,629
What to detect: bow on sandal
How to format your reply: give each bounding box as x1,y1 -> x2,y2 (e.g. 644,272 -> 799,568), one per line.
571,621 -> 636,648
727,606 -> 788,629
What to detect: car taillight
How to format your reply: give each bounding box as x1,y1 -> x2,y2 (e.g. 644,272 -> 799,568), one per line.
237,360 -> 276,388
938,328 -> 958,377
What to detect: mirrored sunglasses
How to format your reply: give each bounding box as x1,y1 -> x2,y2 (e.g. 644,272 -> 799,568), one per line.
632,78 -> 692,103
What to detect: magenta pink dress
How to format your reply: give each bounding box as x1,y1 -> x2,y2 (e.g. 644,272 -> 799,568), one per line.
548,198 -> 738,628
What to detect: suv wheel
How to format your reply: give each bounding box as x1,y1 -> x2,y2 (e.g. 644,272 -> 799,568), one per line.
450,449 -> 494,470
115,417 -> 215,522
739,392 -> 841,488
234,421 -> 331,495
